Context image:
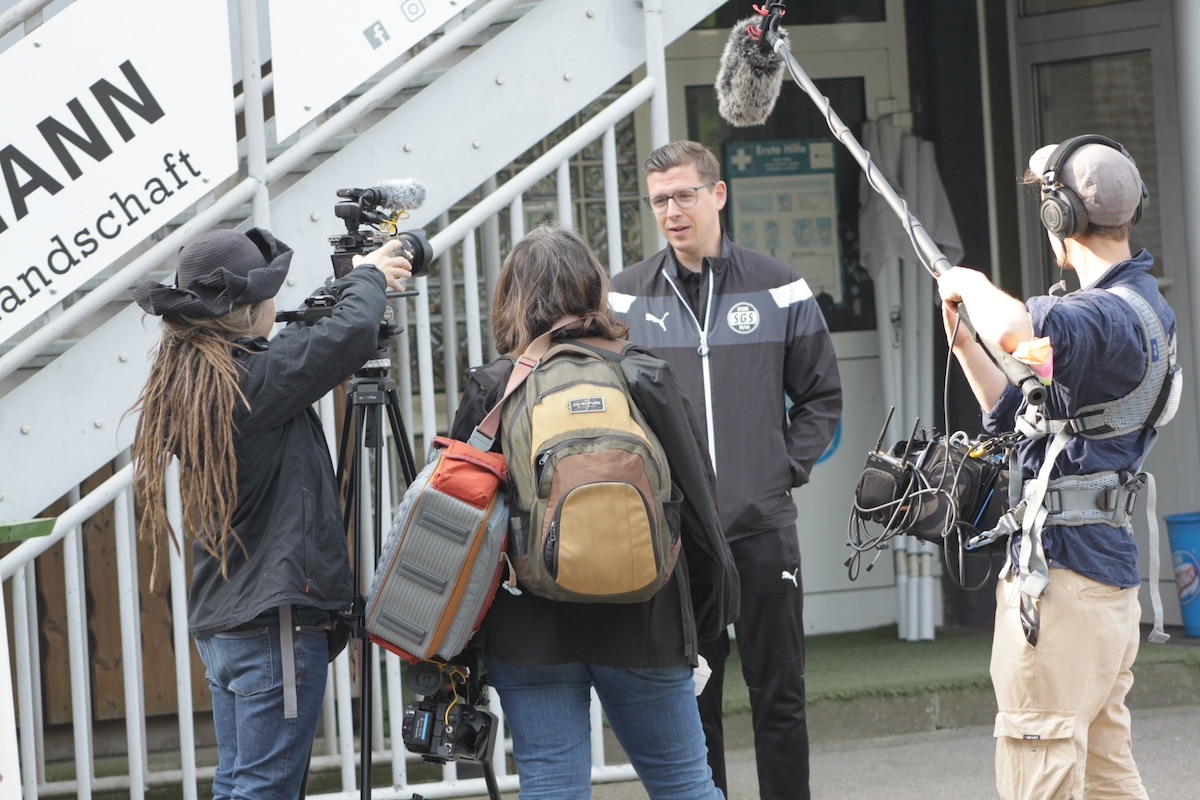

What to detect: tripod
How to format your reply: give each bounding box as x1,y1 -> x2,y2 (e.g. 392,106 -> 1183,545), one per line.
334,328 -> 418,800
328,298 -> 503,800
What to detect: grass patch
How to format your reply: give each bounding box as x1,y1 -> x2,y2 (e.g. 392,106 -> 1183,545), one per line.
720,624 -> 1200,714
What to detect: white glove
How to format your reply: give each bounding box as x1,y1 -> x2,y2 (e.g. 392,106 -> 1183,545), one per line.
692,654 -> 712,696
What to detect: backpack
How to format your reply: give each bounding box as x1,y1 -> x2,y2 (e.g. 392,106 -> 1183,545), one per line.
364,436 -> 512,663
500,336 -> 680,604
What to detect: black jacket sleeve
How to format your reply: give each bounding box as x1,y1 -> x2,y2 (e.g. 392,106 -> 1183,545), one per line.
620,349 -> 740,641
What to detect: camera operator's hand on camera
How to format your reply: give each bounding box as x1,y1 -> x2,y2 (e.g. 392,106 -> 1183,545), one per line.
353,239 -> 414,291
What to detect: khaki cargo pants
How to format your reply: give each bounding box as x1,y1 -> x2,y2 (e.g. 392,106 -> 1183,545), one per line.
990,569 -> 1149,800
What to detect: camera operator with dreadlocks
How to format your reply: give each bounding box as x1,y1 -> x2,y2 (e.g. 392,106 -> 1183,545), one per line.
937,136 -> 1179,800
129,228 -> 412,799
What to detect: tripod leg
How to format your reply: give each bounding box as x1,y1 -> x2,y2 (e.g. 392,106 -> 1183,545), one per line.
337,371 -> 419,799
482,760 -> 503,800
384,387 -> 418,485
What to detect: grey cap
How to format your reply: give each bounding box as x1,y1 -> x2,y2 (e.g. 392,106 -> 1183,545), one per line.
1029,141 -> 1146,227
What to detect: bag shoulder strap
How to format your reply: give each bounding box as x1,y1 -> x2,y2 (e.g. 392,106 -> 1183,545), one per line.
468,317 -> 579,448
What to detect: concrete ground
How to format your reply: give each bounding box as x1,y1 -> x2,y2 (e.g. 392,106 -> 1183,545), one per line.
584,704 -> 1200,799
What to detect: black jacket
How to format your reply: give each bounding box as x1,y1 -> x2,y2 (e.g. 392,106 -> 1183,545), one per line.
187,267 -> 389,636
610,237 -> 843,538
449,337 -> 738,667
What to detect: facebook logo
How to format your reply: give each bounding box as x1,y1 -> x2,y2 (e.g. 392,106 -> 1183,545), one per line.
363,21 -> 390,48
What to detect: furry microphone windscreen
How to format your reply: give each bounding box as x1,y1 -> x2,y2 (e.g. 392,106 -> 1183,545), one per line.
377,178 -> 427,214
714,17 -> 787,128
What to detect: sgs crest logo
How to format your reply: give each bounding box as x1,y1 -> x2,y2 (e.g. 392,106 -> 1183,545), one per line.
727,301 -> 760,334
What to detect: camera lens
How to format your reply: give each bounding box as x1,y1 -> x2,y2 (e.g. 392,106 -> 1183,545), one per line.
404,660 -> 444,695
395,229 -> 432,276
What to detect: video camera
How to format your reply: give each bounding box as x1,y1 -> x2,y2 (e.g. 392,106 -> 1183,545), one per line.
329,183 -> 432,279
401,659 -> 497,765
275,181 -> 431,328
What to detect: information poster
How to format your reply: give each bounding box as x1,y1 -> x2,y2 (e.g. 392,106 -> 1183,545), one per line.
724,139 -> 843,303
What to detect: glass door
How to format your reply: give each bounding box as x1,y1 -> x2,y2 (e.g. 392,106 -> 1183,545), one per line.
1011,0 -> 1183,293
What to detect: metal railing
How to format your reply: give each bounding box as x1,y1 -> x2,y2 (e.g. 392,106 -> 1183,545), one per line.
0,0 -> 687,794
1,66 -> 658,800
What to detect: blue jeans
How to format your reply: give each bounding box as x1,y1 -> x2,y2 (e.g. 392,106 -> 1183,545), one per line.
484,659 -> 723,800
194,607 -> 329,800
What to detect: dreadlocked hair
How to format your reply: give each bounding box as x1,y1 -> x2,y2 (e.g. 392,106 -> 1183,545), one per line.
129,301 -> 270,589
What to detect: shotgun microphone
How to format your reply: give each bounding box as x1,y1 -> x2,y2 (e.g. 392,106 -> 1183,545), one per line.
714,10 -> 788,127
337,178 -> 427,215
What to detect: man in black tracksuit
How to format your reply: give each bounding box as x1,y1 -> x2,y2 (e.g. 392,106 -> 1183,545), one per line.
610,140 -> 842,799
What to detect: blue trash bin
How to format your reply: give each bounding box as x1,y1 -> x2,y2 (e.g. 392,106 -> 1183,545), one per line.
1164,512 -> 1200,638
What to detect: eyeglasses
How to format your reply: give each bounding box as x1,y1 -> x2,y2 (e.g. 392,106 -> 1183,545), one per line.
642,183 -> 716,214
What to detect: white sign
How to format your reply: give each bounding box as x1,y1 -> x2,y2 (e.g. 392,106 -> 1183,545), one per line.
269,0 -> 466,141
0,0 -> 237,344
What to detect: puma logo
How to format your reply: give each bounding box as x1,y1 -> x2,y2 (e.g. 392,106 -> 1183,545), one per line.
781,569 -> 799,587
645,311 -> 670,332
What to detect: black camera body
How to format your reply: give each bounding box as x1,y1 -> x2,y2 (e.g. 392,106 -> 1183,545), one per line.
402,695 -> 496,764
400,659 -> 496,765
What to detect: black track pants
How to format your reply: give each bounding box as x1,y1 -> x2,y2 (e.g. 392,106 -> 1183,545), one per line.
698,524 -> 809,799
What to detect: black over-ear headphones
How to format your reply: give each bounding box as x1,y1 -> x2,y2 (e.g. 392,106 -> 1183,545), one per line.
1038,134 -> 1148,239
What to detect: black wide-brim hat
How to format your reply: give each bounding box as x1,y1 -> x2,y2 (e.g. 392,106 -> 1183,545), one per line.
133,227 -> 293,318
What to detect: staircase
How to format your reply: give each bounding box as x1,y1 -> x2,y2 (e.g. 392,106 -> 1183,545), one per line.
0,1 -> 726,798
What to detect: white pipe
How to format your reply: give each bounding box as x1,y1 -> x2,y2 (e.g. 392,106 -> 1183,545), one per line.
166,462 -> 198,800
13,567 -> 36,800
414,274 -> 438,445
894,547 -> 909,640
875,264 -> 904,442
905,536 -> 920,641
334,652 -> 356,792
463,231 -> 484,369
114,474 -> 148,799
603,126 -> 623,275
26,553 -> 45,783
396,299 -> 417,456
918,544 -> 936,640
482,175 -> 503,302
509,196 -> 526,248
557,160 -> 574,227
441,226 -> 461,426
64,520 -> 94,797
641,0 -> 670,147
320,667 -> 337,757
237,0 -> 269,225
0,0 -> 51,38
386,652 -> 406,788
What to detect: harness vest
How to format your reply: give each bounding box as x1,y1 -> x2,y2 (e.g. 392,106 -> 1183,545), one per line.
971,286 -> 1181,646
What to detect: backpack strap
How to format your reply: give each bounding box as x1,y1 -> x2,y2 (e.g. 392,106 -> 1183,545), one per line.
468,317 -> 580,449
1071,287 -> 1177,439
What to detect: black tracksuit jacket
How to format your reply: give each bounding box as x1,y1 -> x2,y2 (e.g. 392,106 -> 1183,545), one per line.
609,237 -> 843,539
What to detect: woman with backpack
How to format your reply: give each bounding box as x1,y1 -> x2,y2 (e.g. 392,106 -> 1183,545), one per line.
448,222 -> 737,800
